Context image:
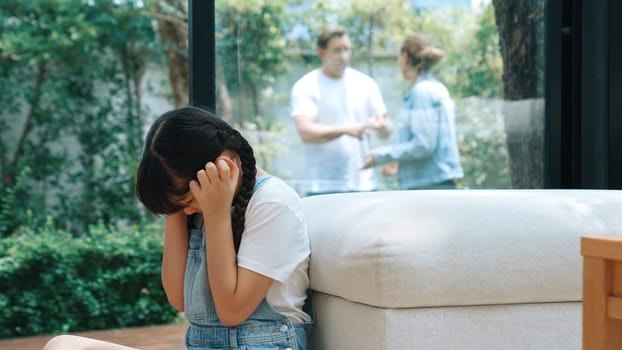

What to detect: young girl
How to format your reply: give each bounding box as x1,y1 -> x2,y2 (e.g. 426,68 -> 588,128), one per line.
43,106 -> 313,349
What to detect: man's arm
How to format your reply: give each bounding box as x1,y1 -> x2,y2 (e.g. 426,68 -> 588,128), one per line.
294,115 -> 366,143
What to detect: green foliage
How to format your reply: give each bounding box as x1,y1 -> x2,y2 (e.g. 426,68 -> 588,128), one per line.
239,116 -> 289,175
458,129 -> 511,188
0,167 -> 31,237
340,0 -> 414,53
401,4 -> 502,100
0,0 -> 163,234
280,0 -> 338,53
456,98 -> 511,188
445,4 -> 503,98
0,2 -> 175,335
0,219 -> 178,338
216,0 -> 290,123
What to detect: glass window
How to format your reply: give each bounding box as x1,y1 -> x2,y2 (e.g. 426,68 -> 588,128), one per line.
213,0 -> 547,195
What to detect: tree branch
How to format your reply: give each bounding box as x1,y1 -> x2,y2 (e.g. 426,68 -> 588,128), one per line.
9,61 -> 47,187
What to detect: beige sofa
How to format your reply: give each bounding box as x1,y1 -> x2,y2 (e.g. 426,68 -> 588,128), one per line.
302,190 -> 622,350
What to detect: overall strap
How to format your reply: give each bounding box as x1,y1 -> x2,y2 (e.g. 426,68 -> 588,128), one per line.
254,175 -> 272,191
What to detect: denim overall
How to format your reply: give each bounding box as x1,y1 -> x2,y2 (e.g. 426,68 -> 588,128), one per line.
184,175 -> 313,350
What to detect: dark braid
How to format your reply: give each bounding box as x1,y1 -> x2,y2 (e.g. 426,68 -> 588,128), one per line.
219,128 -> 257,252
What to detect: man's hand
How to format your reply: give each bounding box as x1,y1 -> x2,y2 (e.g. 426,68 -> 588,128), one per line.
366,114 -> 393,139
342,123 -> 367,139
361,152 -> 377,170
189,157 -> 240,221
294,115 -> 367,143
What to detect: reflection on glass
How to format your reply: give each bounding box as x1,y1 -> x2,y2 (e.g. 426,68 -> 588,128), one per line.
215,0 -> 546,194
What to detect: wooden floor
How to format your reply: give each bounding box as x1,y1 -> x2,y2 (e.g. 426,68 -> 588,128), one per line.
0,323 -> 187,350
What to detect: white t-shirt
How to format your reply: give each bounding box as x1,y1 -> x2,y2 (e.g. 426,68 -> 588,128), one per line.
237,176 -> 311,323
290,67 -> 388,194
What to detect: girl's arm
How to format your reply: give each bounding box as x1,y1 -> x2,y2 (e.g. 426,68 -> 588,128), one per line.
161,211 -> 188,311
203,213 -> 274,326
190,158 -> 273,326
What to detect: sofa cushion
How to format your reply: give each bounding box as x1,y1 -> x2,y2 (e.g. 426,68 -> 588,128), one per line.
303,190 -> 622,308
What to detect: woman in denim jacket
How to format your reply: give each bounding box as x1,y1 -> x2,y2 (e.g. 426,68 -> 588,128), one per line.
362,33 -> 464,189
43,106 -> 313,350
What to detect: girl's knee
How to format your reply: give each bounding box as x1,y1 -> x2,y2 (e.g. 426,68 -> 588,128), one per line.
43,335 -> 80,350
42,334 -> 137,350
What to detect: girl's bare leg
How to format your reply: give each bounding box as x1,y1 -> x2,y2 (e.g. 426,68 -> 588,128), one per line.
43,335 -> 138,350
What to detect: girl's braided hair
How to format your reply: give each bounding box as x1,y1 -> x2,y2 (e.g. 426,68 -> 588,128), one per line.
136,106 -> 257,252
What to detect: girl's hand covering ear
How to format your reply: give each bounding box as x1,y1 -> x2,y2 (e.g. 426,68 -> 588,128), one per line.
189,156 -> 240,220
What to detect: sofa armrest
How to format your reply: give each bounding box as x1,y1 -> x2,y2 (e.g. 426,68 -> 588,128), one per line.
582,236 -> 622,261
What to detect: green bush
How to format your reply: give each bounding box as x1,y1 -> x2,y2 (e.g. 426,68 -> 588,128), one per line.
0,219 -> 178,338
456,98 -> 511,189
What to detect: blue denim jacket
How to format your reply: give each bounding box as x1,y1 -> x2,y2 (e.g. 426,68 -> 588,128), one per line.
373,73 -> 463,188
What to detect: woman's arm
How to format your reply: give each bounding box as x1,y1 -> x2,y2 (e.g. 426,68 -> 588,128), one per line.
362,105 -> 439,169
380,106 -> 439,162
161,211 -> 188,311
365,86 -> 443,168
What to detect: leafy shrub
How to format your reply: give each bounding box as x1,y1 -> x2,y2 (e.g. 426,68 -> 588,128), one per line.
0,219 -> 178,338
456,97 -> 511,189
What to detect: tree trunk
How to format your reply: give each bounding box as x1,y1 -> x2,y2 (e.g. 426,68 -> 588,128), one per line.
153,0 -> 188,107
492,0 -> 545,188
215,55 -> 233,122
7,61 -> 48,188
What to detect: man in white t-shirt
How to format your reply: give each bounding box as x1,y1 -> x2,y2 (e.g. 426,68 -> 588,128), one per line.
290,25 -> 392,196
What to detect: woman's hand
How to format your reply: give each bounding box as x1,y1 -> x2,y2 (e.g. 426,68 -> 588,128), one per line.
361,152 -> 377,170
381,162 -> 398,176
189,157 -> 240,221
